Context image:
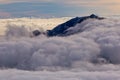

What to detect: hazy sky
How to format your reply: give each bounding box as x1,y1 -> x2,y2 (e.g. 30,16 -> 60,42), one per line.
0,0 -> 120,18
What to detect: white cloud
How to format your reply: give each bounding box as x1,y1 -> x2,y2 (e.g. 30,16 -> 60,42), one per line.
0,17 -> 120,71
0,11 -> 120,80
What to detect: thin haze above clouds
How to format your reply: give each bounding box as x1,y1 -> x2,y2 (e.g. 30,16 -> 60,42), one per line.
0,0 -> 120,17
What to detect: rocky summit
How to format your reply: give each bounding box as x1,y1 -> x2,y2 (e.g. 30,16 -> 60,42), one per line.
47,14 -> 104,37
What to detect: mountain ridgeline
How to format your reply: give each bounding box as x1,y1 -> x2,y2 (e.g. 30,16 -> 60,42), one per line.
33,14 -> 105,37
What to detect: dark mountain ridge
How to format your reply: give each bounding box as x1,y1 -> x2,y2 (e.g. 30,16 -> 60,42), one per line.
33,14 -> 105,37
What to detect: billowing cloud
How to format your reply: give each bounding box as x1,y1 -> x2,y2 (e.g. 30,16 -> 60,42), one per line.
1,16 -> 120,71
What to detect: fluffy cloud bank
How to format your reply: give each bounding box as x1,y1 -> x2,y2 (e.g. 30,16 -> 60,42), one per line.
0,17 -> 120,71
1,16 -> 120,80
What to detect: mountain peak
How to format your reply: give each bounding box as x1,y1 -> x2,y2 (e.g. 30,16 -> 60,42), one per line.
46,14 -> 105,37
32,14 -> 105,37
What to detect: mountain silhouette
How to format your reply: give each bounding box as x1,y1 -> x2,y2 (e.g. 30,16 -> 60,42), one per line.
47,14 -> 104,36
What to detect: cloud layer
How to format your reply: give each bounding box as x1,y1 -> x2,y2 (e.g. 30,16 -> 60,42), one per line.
1,16 -> 120,80
0,17 -> 120,71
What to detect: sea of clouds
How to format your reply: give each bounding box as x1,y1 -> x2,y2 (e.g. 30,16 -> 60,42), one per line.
0,17 -> 120,80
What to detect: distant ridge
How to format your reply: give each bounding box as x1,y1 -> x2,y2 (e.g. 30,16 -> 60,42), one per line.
46,14 -> 104,37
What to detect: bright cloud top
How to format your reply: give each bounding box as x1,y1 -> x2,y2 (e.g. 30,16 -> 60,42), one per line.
0,16 -> 120,80
0,17 -> 120,71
